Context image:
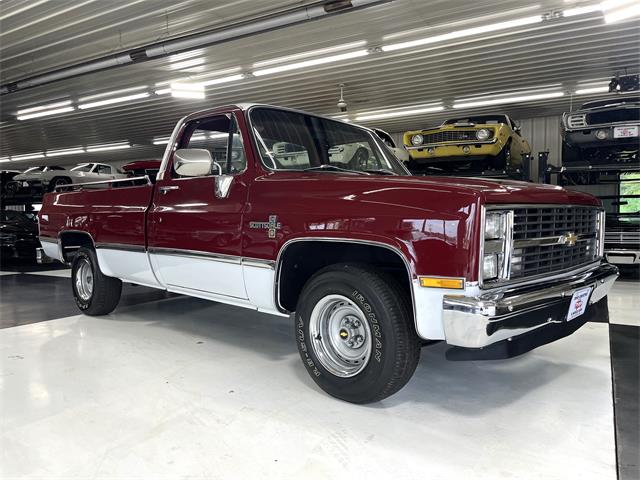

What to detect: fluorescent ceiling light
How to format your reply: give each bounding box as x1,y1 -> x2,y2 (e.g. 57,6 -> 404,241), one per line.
575,86 -> 610,94
79,86 -> 147,102
86,142 -> 131,152
331,114 -> 352,123
0,158 -> 10,163
12,153 -> 45,160
78,92 -> 150,110
17,100 -> 72,115
17,106 -> 75,121
169,49 -> 204,62
383,5 -> 541,41
155,88 -> 171,95
45,147 -> 85,157
382,15 -> 543,52
153,137 -> 171,145
200,74 -> 245,86
601,0 -> 636,9
209,133 -> 229,139
170,91 -> 206,99
253,41 -> 367,68
169,58 -> 205,70
604,1 -> 640,22
253,50 -> 369,76
563,4 -> 602,16
453,91 -> 564,109
170,82 -> 205,99
356,105 -> 445,121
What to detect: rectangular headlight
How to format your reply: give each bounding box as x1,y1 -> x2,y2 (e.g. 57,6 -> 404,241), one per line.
482,209 -> 514,283
485,212 -> 506,240
483,254 -> 499,280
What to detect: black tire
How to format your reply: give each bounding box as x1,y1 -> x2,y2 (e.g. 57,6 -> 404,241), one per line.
49,177 -> 71,192
71,247 -> 122,315
295,263 -> 420,403
4,181 -> 19,197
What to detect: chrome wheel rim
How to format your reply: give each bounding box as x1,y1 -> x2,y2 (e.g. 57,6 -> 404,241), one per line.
309,294 -> 372,378
75,258 -> 94,302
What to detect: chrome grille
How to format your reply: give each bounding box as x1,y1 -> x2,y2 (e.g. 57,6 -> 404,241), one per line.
567,114 -> 587,128
510,206 -> 599,279
605,230 -> 640,245
421,129 -> 492,144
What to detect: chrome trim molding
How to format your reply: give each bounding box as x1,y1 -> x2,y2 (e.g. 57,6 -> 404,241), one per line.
242,258 -> 276,269
148,247 -> 241,265
273,236 -> 417,325
147,246 -> 275,269
54,175 -> 151,191
513,232 -> 596,249
95,243 -> 146,253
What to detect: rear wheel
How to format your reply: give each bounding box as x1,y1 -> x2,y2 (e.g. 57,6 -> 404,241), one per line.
71,247 -> 122,315
295,263 -> 420,403
49,177 -> 71,192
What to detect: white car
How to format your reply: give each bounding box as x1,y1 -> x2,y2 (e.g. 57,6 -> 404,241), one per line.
12,163 -> 126,192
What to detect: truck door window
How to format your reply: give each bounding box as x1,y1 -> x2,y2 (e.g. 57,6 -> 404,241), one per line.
176,113 -> 246,177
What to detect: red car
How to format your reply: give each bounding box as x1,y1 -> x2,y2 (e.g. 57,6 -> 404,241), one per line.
38,104 -> 618,403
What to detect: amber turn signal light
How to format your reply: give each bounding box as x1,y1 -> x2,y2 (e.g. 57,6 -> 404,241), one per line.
419,277 -> 465,289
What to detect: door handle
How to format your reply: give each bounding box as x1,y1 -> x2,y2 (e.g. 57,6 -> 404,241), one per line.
159,186 -> 180,195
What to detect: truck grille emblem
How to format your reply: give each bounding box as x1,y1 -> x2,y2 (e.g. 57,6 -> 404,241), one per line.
249,215 -> 282,239
559,231 -> 578,247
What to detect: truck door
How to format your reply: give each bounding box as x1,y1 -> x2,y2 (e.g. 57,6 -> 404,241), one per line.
147,111 -> 250,299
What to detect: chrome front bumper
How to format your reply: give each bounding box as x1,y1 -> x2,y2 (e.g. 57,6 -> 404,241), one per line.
442,262 -> 618,349
605,249 -> 640,265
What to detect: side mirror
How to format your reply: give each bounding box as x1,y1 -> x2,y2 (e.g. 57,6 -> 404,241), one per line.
174,149 -> 213,177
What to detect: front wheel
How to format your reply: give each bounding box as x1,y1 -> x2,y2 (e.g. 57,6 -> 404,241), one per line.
295,264 -> 420,403
72,247 -> 122,315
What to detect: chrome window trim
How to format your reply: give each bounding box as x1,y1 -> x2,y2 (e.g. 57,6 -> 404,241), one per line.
157,110 -> 248,181
479,204 -> 605,290
54,176 -> 151,191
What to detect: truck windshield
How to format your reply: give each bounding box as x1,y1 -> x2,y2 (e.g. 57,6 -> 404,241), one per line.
250,107 -> 407,175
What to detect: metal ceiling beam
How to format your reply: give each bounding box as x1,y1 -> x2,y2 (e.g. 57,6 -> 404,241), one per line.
0,0 -> 389,95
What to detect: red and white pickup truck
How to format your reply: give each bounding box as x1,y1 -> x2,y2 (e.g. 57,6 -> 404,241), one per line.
39,104 -> 618,403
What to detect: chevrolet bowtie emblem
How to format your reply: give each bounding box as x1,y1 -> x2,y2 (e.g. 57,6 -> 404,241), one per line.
249,215 -> 282,239
560,231 -> 578,247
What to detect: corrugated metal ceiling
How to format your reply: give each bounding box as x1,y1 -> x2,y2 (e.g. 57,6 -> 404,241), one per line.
1,0 -> 638,167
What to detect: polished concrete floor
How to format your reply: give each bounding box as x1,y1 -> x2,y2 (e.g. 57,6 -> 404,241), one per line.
0,264 -> 638,480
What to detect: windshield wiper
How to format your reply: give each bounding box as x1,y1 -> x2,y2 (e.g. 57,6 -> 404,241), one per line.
363,168 -> 398,175
301,165 -> 366,175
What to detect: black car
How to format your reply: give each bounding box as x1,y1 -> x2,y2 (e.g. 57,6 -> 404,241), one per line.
0,210 -> 40,262
562,96 -> 640,165
1,170 -> 20,197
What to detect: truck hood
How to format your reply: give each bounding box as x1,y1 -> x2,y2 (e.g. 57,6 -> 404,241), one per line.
415,175 -> 600,206
329,174 -> 600,207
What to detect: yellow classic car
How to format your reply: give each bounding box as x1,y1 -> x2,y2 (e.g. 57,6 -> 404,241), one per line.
403,115 -> 531,173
